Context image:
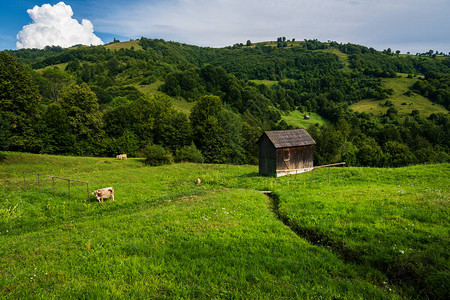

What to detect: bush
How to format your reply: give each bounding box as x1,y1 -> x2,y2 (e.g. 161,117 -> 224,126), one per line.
141,144 -> 173,166
174,144 -> 204,163
383,99 -> 394,107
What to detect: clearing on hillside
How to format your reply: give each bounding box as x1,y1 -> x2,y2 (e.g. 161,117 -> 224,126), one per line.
350,73 -> 448,117
105,40 -> 143,51
282,110 -> 327,128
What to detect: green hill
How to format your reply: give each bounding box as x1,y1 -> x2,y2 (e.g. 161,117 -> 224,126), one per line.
0,152 -> 448,298
2,38 -> 449,168
350,73 -> 448,117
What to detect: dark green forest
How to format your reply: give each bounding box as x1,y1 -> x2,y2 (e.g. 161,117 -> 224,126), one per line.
1,38 -> 449,166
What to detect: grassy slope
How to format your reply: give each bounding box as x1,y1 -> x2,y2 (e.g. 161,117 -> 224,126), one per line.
1,152 -> 448,298
282,110 -> 327,128
0,153 -> 391,298
133,81 -> 195,115
276,165 -> 449,299
316,48 -> 350,69
350,74 -> 448,117
104,40 -> 143,51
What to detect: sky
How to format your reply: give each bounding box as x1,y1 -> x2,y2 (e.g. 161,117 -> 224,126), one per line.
1,0 -> 449,54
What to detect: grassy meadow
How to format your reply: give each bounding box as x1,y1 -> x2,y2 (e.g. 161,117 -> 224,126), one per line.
350,74 -> 448,117
0,152 -> 448,298
105,40 -> 143,51
282,110 -> 327,129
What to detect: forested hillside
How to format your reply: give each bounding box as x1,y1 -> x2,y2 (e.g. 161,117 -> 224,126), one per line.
1,38 -> 449,166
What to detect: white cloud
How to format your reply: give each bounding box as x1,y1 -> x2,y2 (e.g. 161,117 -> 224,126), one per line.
16,2 -> 103,49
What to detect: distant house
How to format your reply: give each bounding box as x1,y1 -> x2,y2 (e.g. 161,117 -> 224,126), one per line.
258,129 -> 316,177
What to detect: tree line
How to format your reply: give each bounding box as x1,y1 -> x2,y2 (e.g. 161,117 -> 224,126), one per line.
1,38 -> 449,167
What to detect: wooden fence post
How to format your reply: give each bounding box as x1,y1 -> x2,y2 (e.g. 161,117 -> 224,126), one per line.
23,171 -> 26,189
52,177 -> 55,196
311,168 -> 314,184
327,167 -> 330,182
86,182 -> 90,203
38,174 -> 40,192
68,180 -> 71,201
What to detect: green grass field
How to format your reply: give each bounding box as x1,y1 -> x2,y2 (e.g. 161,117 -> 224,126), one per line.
37,63 -> 69,72
249,79 -> 298,87
350,74 -> 448,117
315,48 -> 350,69
105,40 -> 143,51
248,79 -> 279,87
133,81 -> 195,115
282,110 -> 327,128
0,152 -> 448,298
133,80 -> 164,94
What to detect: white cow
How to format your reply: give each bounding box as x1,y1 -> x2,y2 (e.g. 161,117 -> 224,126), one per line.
92,187 -> 114,203
116,154 -> 127,160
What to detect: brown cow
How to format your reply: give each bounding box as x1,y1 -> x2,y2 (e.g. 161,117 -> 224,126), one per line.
116,154 -> 127,160
92,187 -> 114,203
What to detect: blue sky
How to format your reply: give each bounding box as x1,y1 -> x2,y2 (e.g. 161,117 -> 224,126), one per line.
1,0 -> 449,54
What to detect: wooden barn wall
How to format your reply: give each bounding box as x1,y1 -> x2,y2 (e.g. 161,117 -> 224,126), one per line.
258,135 -> 277,176
276,145 -> 314,172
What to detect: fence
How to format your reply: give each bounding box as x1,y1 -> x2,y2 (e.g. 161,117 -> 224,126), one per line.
310,162 -> 346,184
276,162 -> 346,184
22,171 -> 90,202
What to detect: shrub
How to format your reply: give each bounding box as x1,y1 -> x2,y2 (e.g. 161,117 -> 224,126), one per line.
141,144 -> 173,166
174,143 -> 204,163
384,99 -> 394,107
403,90 -> 414,97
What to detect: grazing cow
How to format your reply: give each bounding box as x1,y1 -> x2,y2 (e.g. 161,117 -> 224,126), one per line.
92,187 -> 114,203
116,154 -> 127,160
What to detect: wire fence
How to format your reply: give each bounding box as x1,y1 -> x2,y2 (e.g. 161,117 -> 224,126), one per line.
22,171 -> 90,202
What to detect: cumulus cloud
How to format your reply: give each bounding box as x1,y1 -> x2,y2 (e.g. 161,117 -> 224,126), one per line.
16,2 -> 103,49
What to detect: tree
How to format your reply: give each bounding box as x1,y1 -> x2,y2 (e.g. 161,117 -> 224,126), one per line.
104,129 -> 140,157
356,137 -> 385,167
218,110 -> 245,163
190,95 -> 230,163
174,143 -> 204,163
384,141 -> 416,167
38,67 -> 72,102
39,103 -> 75,154
142,143 -> 173,166
0,52 -> 41,152
313,124 -> 344,165
0,113 -> 11,150
160,111 -> 192,151
60,83 -> 105,155
246,40 -> 252,46
241,120 -> 262,164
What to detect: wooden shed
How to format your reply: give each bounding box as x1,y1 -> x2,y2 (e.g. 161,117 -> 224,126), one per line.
258,129 -> 316,177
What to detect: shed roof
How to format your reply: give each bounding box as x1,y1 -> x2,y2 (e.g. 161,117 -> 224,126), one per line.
260,129 -> 316,148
